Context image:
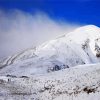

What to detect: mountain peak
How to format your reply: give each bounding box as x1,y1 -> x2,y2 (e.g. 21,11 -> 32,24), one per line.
66,25 -> 100,43
76,25 -> 100,31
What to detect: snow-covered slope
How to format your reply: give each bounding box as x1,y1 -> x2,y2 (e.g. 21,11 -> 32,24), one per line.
0,47 -> 36,68
0,25 -> 100,76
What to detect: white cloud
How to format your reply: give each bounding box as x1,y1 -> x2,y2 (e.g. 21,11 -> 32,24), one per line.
0,10 -> 82,59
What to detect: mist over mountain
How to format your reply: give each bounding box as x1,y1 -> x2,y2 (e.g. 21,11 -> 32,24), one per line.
0,10 -> 80,59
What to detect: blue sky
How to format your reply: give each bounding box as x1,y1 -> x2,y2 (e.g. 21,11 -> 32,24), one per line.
0,0 -> 100,26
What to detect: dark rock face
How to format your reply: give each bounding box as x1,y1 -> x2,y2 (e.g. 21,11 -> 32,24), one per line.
47,64 -> 69,72
53,65 -> 61,71
95,42 -> 100,57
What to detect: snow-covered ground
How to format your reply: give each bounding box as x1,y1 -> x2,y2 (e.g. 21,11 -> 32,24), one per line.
0,63 -> 100,100
0,25 -> 100,100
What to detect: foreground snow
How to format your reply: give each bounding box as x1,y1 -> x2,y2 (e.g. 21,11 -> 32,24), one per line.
0,63 -> 100,100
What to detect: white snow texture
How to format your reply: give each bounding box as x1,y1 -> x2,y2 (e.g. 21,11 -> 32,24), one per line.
0,25 -> 100,100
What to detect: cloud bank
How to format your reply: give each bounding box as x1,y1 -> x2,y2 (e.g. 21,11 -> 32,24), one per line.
0,10 -> 81,59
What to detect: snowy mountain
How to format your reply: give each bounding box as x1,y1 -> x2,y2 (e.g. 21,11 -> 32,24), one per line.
0,25 -> 100,100
0,25 -> 100,76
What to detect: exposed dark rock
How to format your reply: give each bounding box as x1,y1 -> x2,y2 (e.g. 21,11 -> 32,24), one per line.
6,74 -> 17,78
20,76 -> 29,78
83,87 -> 96,94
